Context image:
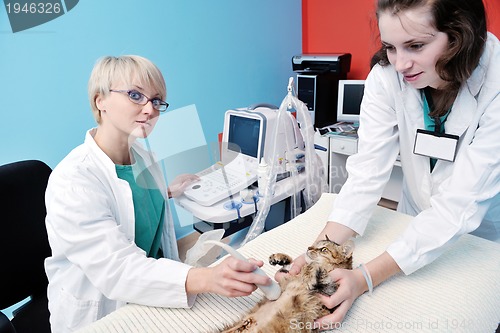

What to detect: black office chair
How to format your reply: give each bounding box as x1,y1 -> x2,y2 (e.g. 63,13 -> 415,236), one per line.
0,160 -> 52,333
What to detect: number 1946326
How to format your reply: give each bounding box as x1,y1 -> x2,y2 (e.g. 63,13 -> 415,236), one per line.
5,2 -> 61,14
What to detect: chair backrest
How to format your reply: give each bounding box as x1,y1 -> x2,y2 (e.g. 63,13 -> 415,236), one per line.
0,160 -> 52,309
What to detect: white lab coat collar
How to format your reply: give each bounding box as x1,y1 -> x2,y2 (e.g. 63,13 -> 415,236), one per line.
84,128 -> 125,180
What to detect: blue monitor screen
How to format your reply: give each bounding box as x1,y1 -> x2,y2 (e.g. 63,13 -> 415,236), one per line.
228,115 -> 260,158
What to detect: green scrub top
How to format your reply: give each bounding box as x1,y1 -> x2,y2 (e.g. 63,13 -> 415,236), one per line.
116,164 -> 165,258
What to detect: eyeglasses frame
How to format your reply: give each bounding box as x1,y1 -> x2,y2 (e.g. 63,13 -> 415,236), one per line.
109,89 -> 169,112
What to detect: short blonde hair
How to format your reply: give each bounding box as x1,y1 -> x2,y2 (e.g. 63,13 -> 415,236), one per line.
88,55 -> 167,123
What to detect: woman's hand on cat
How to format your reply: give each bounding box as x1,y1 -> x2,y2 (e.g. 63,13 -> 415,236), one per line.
274,254 -> 307,282
315,268 -> 367,327
187,257 -> 271,297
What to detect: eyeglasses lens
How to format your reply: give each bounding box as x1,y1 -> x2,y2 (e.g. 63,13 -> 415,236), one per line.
120,90 -> 168,112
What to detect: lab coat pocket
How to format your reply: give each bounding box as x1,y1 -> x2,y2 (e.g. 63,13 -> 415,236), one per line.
58,288 -> 100,331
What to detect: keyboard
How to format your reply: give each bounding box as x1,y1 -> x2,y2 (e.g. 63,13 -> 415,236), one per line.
183,154 -> 258,206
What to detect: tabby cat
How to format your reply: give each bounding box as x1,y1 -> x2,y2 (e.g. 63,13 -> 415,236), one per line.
220,237 -> 354,333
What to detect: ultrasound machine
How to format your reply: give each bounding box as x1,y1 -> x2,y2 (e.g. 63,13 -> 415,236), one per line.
178,104 -> 306,236
183,104 -> 304,207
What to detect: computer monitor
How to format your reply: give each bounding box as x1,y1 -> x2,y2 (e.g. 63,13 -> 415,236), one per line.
222,107 -> 304,173
222,110 -> 265,163
336,80 -> 365,123
227,114 -> 262,158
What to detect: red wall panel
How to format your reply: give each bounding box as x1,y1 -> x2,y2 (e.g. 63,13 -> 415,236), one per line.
303,0 -> 500,80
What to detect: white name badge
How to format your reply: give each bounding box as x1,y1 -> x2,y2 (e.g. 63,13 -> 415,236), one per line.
413,129 -> 459,162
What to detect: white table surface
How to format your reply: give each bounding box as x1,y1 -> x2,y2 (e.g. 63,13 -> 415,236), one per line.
77,193 -> 500,333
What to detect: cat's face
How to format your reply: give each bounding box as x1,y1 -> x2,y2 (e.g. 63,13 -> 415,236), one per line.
305,239 -> 354,265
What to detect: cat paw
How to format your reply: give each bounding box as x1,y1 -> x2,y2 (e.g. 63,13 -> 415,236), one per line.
221,317 -> 256,333
269,253 -> 293,267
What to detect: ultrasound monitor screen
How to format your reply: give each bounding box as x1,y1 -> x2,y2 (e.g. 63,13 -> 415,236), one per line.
228,115 -> 260,158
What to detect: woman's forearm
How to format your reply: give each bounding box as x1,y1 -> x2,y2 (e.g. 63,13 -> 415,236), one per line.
185,267 -> 210,294
365,251 -> 401,289
317,221 -> 358,245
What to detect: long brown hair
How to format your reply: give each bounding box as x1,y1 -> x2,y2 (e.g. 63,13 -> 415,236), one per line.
371,0 -> 487,117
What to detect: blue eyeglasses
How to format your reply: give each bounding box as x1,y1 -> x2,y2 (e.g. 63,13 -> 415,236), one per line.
109,89 -> 169,112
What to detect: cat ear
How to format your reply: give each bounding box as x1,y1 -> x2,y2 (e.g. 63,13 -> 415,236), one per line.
341,239 -> 355,257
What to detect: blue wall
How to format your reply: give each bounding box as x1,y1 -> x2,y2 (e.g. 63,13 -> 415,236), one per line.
0,1 -> 301,239
0,1 -> 301,168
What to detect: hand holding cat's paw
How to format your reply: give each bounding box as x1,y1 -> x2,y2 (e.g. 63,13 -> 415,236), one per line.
274,253 -> 305,283
288,253 -> 307,275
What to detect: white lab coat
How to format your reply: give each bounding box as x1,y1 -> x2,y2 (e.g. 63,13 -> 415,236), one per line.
329,32 -> 500,274
45,129 -> 195,333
